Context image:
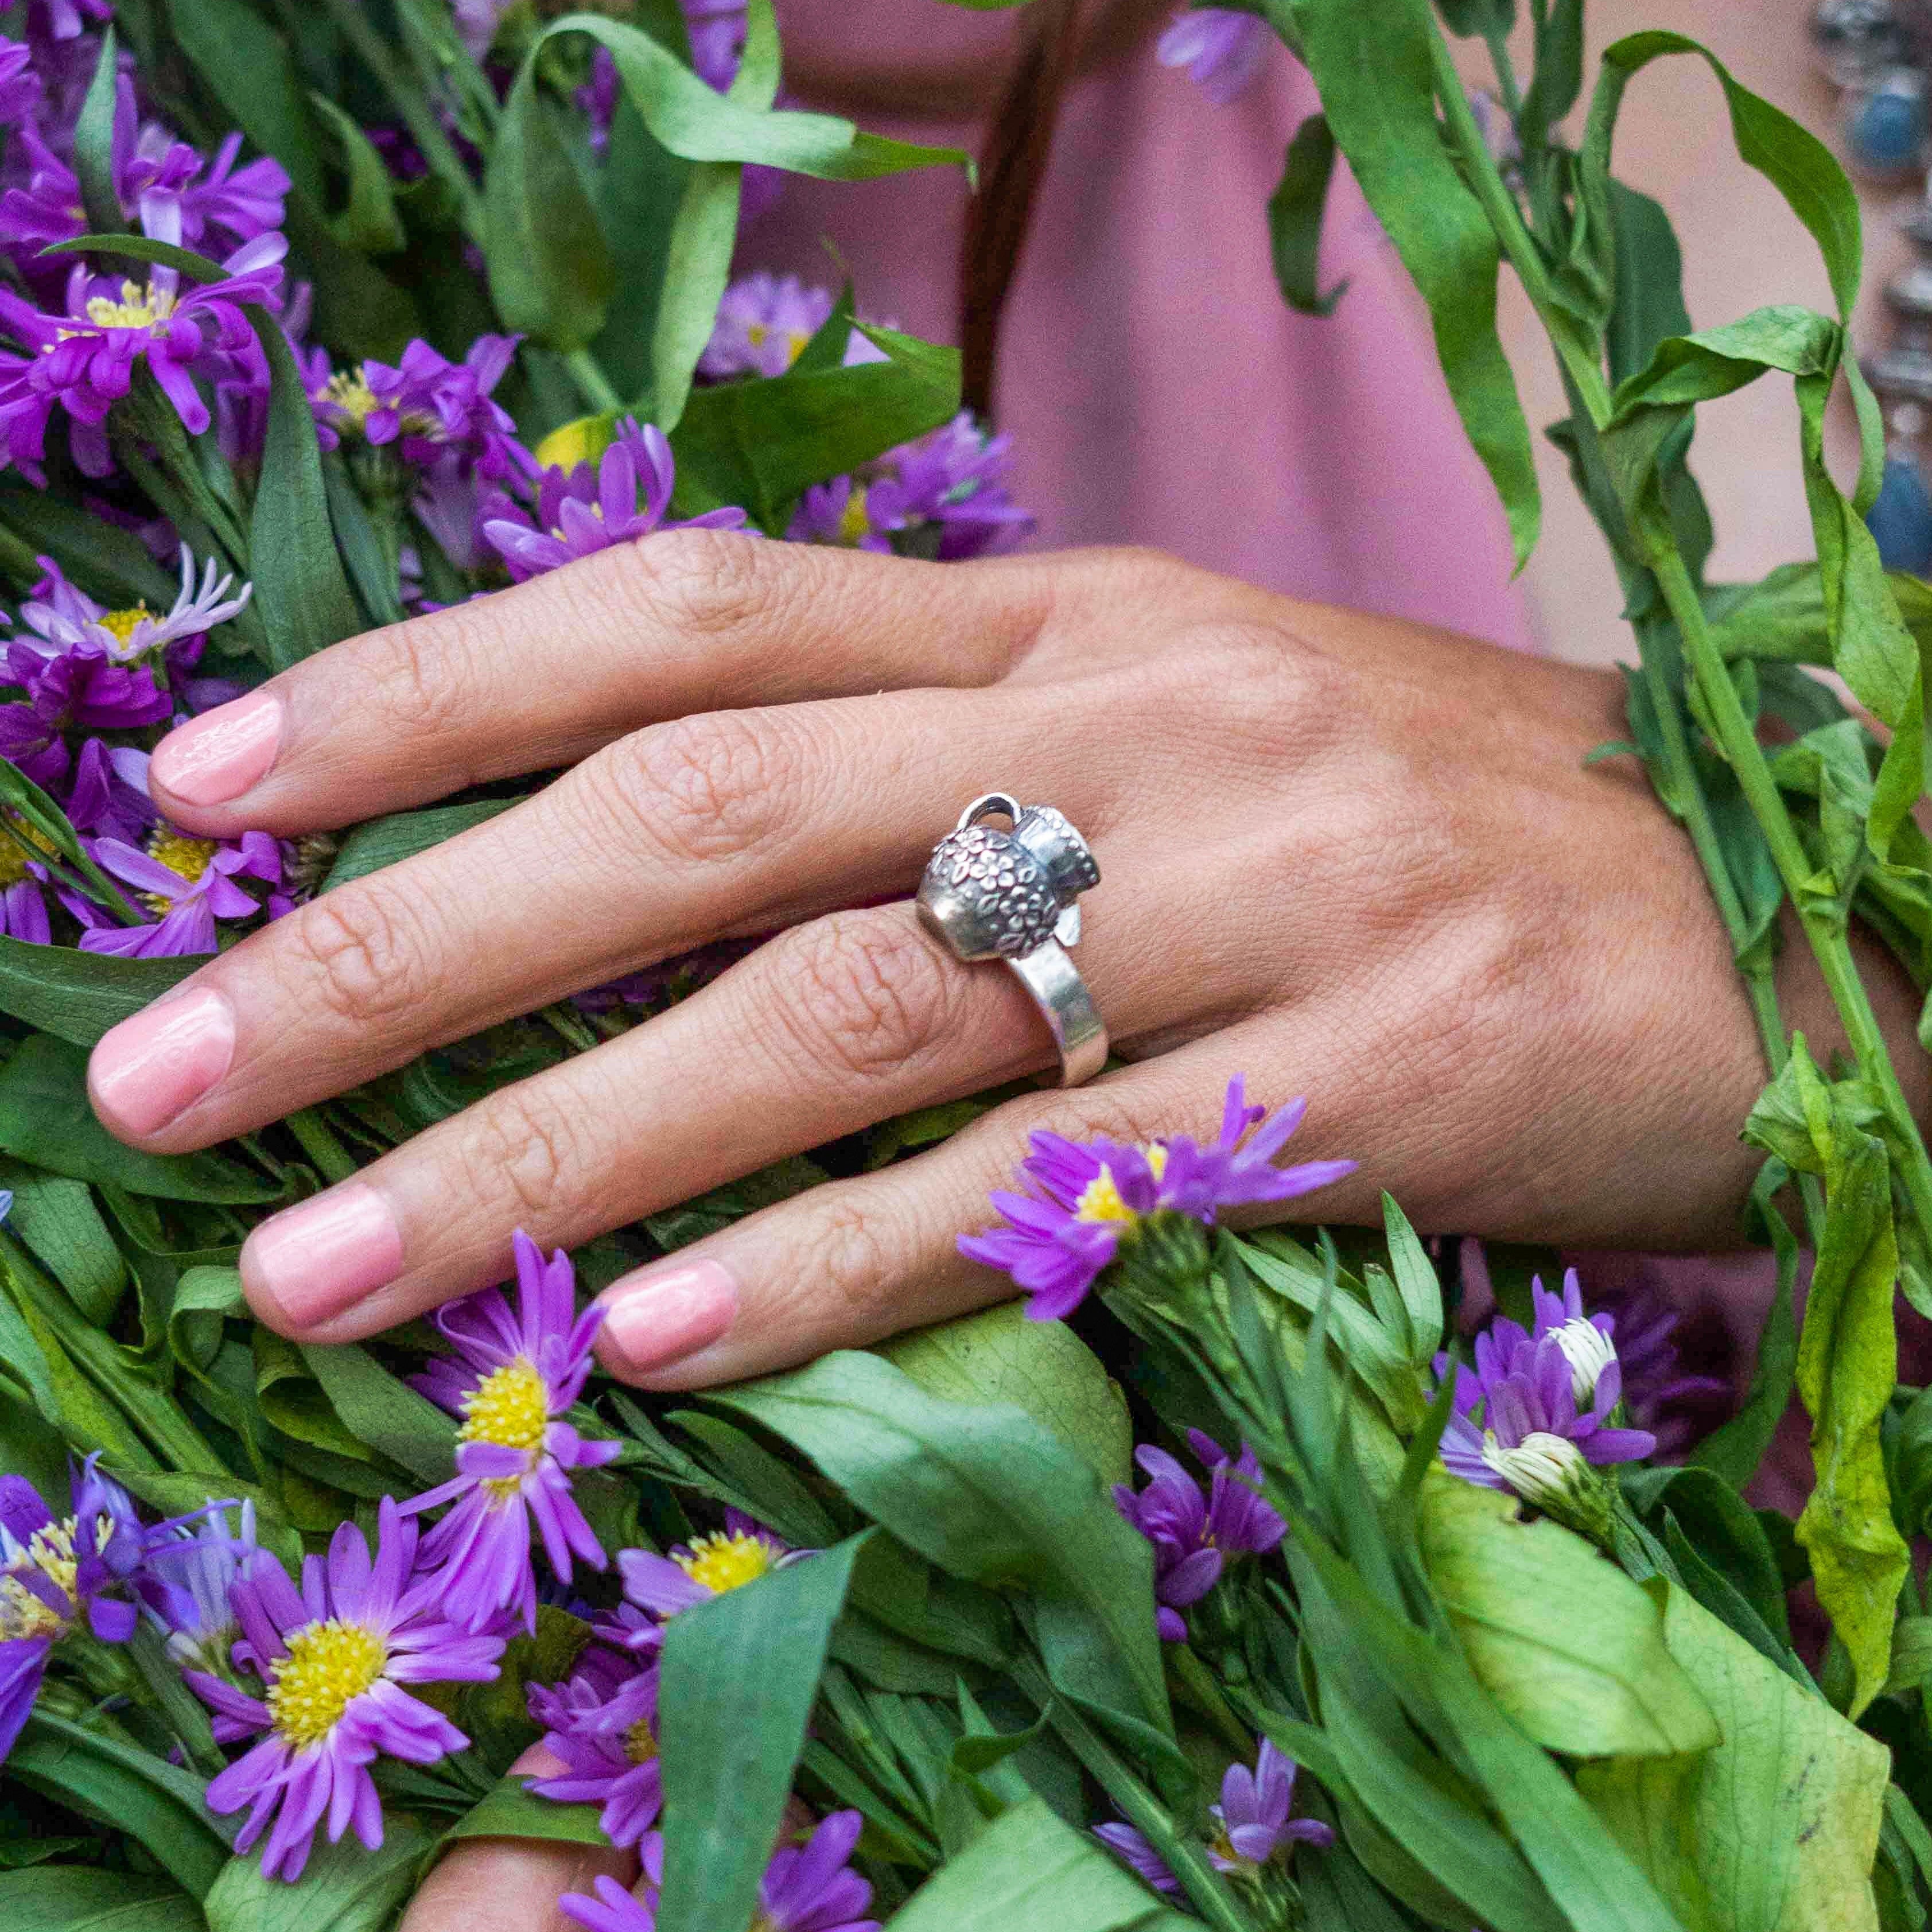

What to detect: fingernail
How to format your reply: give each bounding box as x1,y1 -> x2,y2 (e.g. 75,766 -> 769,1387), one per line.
150,690 -> 283,807
242,1182 -> 405,1330
596,1258 -> 739,1377
89,988 -> 235,1138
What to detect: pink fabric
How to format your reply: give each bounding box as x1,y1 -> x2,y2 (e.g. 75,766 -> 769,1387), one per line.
756,2 -> 1534,650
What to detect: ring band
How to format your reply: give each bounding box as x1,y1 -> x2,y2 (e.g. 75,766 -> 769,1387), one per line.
916,792 -> 1109,1087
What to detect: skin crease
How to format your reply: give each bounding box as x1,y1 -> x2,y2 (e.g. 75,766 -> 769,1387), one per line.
94,529 -> 1926,1387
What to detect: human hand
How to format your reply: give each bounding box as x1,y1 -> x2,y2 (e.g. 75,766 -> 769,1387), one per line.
84,534 -> 1906,1383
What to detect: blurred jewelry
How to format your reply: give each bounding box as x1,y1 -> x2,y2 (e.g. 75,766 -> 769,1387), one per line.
918,792 -> 1108,1087
1813,1 -> 1932,572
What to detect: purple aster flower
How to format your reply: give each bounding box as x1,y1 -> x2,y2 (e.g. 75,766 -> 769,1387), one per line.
188,1498 -> 504,1882
360,334 -> 520,476
1207,1737 -> 1332,1872
0,233 -> 283,481
867,414 -> 1034,562
528,1663 -> 664,1848
63,737 -> 157,845
81,823 -> 281,957
11,547 -> 250,671
0,1455 -> 145,1765
617,1511 -> 794,1624
1114,1430 -> 1285,1642
401,1230 -> 622,1634
1156,9 -> 1271,105
1592,1285 -> 1730,1457
138,1499 -> 258,1677
701,273 -> 834,380
1093,1822 -> 1181,1893
0,41 -> 40,127
481,417 -> 748,582
588,1599 -> 665,1661
453,0 -> 514,60
1438,1331 -> 1656,1507
787,474 -> 888,553
959,1076 -> 1355,1320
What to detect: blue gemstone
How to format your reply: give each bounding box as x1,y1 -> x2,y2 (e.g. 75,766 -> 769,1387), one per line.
1848,86 -> 1926,170
1868,457 -> 1932,576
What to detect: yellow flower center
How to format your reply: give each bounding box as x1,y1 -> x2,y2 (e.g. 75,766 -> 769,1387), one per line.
265,1618 -> 387,1749
140,828 -> 220,916
1145,1143 -> 1169,1184
674,1529 -> 779,1596
83,279 -> 179,333
624,1715 -> 659,1767
1074,1164 -> 1138,1225
836,484 -> 873,547
321,368 -> 379,430
743,320 -> 813,369
0,813 -> 57,889
458,1358 -> 551,1457
98,605 -> 150,650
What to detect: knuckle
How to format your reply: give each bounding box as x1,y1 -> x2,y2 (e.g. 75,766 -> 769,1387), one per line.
771,913 -> 961,1082
358,613 -> 476,748
459,1085 -> 588,1224
597,709 -> 799,865
795,1194 -> 899,1321
282,885 -> 429,1028
624,524 -> 787,639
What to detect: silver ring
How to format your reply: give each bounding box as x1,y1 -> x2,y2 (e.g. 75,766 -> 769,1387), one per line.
915,793 -> 1109,1087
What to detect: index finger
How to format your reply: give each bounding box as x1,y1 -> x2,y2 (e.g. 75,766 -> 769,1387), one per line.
148,531 -> 1048,839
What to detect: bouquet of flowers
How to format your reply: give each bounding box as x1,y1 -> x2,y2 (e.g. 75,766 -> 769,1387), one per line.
0,2 -> 1929,1930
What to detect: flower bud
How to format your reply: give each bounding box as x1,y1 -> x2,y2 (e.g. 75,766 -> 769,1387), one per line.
1550,1316 -> 1619,1404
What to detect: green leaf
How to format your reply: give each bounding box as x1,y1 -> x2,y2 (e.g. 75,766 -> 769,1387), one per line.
876,1301 -> 1132,1490
1289,0 -> 1539,563
321,799 -> 518,893
0,941 -> 196,1051
203,1816 -> 434,1932
440,1772 -> 607,1850
0,476 -> 182,611
247,302 -> 363,671
484,68 -> 613,353
669,324 -> 962,531
0,1167 -> 126,1324
1578,1585 -> 1890,1932
298,1342 -> 457,1485
884,1796 -> 1192,1932
1267,115 -> 1348,317
1418,1471 -> 1720,1756
0,1035 -> 279,1203
0,1868 -> 205,1932
714,1352 -> 1171,1741
73,30 -> 125,239
309,94 -> 407,255
9,1712 -> 233,1902
655,1534 -> 869,1932
1379,1192 -> 1442,1363
164,0 -> 328,207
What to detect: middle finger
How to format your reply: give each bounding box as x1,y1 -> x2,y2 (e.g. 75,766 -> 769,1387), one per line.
86,684 -> 1087,1151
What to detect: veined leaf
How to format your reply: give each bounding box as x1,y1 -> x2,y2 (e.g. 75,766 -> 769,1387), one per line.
1579,1586 -> 1888,1932
1418,1471 -> 1719,1758
203,1816 -> 434,1932
0,1868 -> 205,1932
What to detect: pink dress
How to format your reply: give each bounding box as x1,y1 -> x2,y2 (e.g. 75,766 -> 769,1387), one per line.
752,1 -> 1535,651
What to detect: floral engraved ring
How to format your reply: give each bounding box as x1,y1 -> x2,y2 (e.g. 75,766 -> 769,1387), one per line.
916,792 -> 1108,1086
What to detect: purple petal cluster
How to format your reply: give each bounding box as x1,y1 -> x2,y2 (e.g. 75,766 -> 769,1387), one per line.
527,1660 -> 665,1847
559,1809 -> 877,1932
138,1499 -> 258,1674
403,1230 -> 623,1634
959,1076 -> 1355,1320
0,234 -> 284,481
82,824 -> 282,958
1113,1430 -> 1285,1642
1155,9 -> 1272,105
481,417 -> 748,581
617,1510 -> 794,1624
700,273 -> 834,380
188,1499 -> 503,1880
788,413 -> 1034,562
0,1456 -> 146,1762
1097,1737 -> 1329,1891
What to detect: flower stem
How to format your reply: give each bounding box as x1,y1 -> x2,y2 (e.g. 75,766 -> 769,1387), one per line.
1647,542 -> 1932,1239
563,348 -> 624,417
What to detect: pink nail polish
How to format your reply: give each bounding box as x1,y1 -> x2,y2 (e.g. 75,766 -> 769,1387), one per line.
242,1183 -> 406,1330
597,1259 -> 738,1376
89,988 -> 236,1138
150,691 -> 283,807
